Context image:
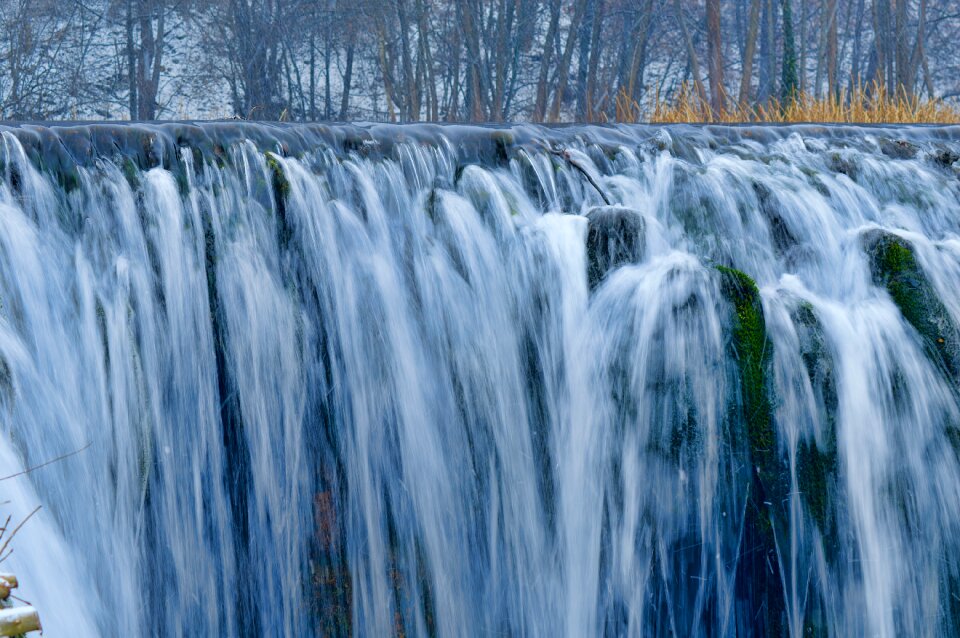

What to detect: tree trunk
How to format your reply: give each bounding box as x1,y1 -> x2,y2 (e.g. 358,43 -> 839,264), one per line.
739,0 -> 762,106
584,0 -> 605,120
827,0 -> 838,98
339,39 -> 355,121
851,0 -> 866,88
871,0 -> 891,93
758,0 -> 777,103
894,0 -> 911,94
134,0 -> 164,120
377,28 -> 397,122
626,0 -> 656,104
780,0 -> 799,103
910,0 -> 930,96
395,0 -> 418,120
447,23 -> 461,121
706,0 -> 726,113
126,0 -> 137,119
673,0 -> 709,107
458,0 -> 485,121
415,0 -> 438,121
548,0 -> 589,121
532,0 -> 561,122
309,17 -> 316,120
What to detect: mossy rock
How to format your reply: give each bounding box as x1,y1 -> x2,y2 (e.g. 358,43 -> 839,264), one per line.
861,229 -> 960,385
121,157 -> 141,191
790,301 -> 839,543
828,152 -> 858,180
266,153 -> 291,199
716,265 -> 788,637
717,266 -> 776,469
585,206 -> 645,289
265,153 -> 296,250
790,302 -> 843,638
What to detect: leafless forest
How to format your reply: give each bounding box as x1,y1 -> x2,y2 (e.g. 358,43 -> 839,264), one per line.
0,0 -> 956,122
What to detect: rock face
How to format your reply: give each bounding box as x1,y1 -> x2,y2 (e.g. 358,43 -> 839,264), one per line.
585,206 -> 646,289
715,265 -> 788,638
861,229 -> 960,383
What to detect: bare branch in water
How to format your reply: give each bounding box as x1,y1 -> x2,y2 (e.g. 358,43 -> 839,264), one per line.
0,443 -> 91,482
0,507 -> 40,562
547,145 -> 612,205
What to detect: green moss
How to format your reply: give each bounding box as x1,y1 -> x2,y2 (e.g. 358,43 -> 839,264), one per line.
716,265 -> 787,637
266,153 -> 291,199
790,301 -> 839,535
121,157 -> 140,191
265,153 -> 295,249
797,440 -> 833,530
828,152 -> 858,179
55,164 -> 81,194
716,266 -> 775,468
863,230 -> 960,383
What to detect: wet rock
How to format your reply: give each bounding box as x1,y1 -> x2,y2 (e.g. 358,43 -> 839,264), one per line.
879,138 -> 918,159
717,267 -> 778,483
861,229 -> 960,384
716,265 -> 787,638
753,181 -> 798,256
585,206 -> 645,289
828,152 -> 858,179
931,146 -> 960,169
791,301 -> 840,552
657,133 -> 703,165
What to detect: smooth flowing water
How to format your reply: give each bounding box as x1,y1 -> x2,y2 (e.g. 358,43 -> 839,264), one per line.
0,122 -> 959,637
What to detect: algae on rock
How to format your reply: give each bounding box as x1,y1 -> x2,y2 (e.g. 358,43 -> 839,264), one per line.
862,229 -> 960,385
716,265 -> 788,638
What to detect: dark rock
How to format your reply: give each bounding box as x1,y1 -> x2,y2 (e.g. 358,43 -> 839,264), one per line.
879,138 -> 918,159
931,146 -> 960,169
753,181 -> 798,256
585,206 -> 646,289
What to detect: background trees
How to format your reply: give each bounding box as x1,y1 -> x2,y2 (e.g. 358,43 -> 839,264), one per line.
0,0 -> 956,121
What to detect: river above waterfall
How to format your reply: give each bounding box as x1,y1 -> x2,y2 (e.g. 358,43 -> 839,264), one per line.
0,122 -> 959,637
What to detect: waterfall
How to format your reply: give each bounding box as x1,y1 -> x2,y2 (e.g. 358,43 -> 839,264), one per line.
0,122 -> 959,637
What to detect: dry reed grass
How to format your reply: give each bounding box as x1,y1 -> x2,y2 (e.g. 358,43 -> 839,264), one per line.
614,80 -> 960,124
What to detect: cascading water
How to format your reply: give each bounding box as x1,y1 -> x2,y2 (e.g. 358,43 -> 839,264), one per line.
0,122 -> 959,637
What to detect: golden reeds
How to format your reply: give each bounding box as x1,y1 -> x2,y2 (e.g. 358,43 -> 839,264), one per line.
614,80 -> 960,124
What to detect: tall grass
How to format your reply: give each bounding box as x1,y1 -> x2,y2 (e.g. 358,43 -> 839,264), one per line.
614,81 -> 960,124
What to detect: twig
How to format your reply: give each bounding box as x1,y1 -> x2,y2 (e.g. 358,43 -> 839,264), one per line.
0,442 -> 91,482
0,507 -> 40,561
547,145 -> 612,205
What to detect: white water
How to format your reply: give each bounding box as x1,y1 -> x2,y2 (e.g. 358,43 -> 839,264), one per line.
0,124 -> 957,636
